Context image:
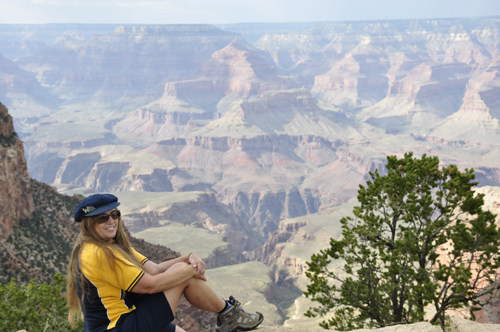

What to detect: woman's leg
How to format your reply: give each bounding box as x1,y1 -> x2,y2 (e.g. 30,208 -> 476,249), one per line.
163,263 -> 264,332
163,262 -> 226,315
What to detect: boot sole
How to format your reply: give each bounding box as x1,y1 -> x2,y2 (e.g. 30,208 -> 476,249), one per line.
217,312 -> 264,332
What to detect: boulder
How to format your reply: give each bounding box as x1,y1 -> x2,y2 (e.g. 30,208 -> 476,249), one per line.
451,317 -> 500,332
258,328 -> 324,332
257,322 -> 441,332
349,322 -> 441,332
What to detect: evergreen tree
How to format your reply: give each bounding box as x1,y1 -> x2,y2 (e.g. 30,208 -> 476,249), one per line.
304,153 -> 500,330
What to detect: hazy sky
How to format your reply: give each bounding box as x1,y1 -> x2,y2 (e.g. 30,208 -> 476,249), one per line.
2,0 -> 500,25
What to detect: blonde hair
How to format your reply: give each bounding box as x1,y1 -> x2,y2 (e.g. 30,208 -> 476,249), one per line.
66,211 -> 143,326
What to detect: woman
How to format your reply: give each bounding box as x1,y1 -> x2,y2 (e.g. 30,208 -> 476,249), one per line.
67,194 -> 264,332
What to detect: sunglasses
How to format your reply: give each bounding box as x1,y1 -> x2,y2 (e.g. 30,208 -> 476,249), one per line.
95,210 -> 121,224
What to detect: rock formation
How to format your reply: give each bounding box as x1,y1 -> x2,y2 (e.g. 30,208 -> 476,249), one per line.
450,317 -> 500,332
14,25 -> 242,113
0,102 -> 33,240
3,18 -> 500,328
0,53 -> 58,117
257,317 -> 500,331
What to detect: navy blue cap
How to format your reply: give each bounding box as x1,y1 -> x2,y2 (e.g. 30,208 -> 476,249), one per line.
74,194 -> 121,222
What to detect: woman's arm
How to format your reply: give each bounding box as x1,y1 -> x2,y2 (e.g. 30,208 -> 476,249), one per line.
143,254 -> 190,275
132,262 -> 197,294
143,253 -> 206,279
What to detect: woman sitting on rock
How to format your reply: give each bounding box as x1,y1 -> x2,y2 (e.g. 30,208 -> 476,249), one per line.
67,193 -> 264,332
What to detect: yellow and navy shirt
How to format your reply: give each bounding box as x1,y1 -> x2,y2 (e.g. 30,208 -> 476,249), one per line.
77,243 -> 148,331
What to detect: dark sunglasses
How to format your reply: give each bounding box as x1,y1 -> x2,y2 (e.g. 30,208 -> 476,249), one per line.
95,210 -> 121,224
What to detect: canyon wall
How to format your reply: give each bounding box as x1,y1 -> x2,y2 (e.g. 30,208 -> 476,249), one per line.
0,102 -> 33,240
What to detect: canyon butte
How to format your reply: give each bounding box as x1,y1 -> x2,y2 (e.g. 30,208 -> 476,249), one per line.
2,17 -> 500,329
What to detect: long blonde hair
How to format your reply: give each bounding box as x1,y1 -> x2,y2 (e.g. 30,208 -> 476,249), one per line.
67,211 -> 143,326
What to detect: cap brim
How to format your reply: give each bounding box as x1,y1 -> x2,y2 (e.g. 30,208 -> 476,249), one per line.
85,202 -> 121,217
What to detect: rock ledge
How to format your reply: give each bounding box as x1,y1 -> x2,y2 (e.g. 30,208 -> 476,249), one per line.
255,317 -> 500,332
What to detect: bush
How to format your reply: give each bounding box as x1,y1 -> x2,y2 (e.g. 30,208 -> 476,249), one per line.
0,273 -> 84,331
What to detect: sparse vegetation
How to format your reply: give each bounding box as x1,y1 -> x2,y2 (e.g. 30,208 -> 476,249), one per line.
0,180 -> 81,284
0,132 -> 18,147
305,153 -> 500,331
0,110 -> 18,148
0,111 -> 10,124
0,273 -> 84,331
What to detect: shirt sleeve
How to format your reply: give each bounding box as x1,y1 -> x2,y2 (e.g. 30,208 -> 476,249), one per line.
132,247 -> 148,265
93,246 -> 145,292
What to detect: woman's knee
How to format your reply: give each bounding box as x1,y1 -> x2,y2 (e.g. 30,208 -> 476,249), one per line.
167,262 -> 194,289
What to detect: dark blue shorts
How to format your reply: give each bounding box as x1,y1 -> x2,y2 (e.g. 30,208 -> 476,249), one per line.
113,292 -> 176,332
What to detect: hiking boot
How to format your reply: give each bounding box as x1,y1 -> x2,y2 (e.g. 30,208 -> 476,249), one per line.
216,296 -> 264,332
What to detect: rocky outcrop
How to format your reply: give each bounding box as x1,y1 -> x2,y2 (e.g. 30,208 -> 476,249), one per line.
311,53 -> 390,110
450,317 -> 500,332
424,56 -> 500,145
218,189 -> 311,237
196,39 -> 295,94
249,218 -> 312,286
355,62 -> 470,133
252,220 -> 311,263
258,322 -> 441,332
46,145 -> 177,192
256,318 -> 500,331
204,244 -> 247,269
0,103 -> 34,240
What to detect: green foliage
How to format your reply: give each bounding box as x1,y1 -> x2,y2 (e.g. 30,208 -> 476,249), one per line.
0,132 -> 18,147
0,111 -> 18,147
0,273 -> 84,331
304,153 -> 500,330
0,111 -> 11,124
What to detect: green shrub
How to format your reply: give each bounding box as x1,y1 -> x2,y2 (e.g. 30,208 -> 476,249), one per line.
0,132 -> 18,147
0,273 -> 84,331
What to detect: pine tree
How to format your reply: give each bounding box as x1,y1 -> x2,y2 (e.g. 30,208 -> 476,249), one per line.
304,153 -> 500,330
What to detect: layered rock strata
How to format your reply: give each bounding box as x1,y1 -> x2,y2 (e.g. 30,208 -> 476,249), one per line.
0,102 -> 33,240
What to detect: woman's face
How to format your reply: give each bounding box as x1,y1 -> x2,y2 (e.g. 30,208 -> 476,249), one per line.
93,209 -> 119,243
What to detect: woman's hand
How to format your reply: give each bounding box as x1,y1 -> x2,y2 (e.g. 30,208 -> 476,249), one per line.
188,253 -> 207,281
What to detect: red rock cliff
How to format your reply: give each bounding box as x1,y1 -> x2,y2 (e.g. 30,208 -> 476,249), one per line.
0,102 -> 34,240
